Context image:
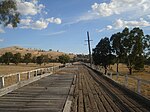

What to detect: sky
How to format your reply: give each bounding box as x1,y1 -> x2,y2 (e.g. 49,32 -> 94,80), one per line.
0,0 -> 150,54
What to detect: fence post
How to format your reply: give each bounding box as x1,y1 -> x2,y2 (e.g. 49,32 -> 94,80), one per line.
0,76 -> 5,88
17,73 -> 20,82
137,79 -> 141,94
110,72 -> 112,79
35,70 -> 37,76
116,72 -> 119,80
28,72 -> 31,79
124,74 -> 128,87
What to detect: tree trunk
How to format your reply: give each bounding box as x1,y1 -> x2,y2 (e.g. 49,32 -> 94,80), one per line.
129,67 -> 132,75
104,65 -> 107,75
116,63 -> 119,73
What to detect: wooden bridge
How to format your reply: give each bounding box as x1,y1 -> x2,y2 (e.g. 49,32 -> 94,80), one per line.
0,64 -> 149,112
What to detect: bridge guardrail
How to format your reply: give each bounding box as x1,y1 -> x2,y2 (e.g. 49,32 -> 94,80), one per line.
0,64 -> 72,96
84,63 -> 150,99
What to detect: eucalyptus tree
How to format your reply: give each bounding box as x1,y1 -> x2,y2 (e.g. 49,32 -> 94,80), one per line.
0,0 -> 20,27
24,53 -> 32,65
1,52 -> 13,65
110,32 -> 124,73
92,37 -> 112,74
13,52 -> 21,65
122,27 -> 145,74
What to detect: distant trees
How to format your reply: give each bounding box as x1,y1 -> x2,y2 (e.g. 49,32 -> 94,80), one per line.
58,54 -> 70,64
93,27 -> 150,75
36,55 -> 44,65
1,52 -> 13,65
13,53 -> 21,65
23,53 -> 32,65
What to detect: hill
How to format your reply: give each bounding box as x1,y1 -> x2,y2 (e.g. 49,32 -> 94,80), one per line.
0,46 -> 75,59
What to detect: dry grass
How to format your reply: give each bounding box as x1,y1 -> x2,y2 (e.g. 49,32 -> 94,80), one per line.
110,64 -> 150,80
109,64 -> 150,99
0,63 -> 62,76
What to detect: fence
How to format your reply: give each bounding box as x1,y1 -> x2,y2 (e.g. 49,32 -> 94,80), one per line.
0,65 -> 64,96
85,63 -> 150,99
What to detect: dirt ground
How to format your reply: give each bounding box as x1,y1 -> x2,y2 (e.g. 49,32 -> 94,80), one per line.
0,63 -> 62,76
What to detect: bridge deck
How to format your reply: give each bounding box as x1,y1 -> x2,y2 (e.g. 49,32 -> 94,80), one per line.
71,64 -> 150,112
0,67 -> 75,112
0,65 -> 149,112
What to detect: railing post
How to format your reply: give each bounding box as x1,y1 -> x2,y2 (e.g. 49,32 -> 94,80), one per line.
17,73 -> 20,82
124,74 -> 128,87
0,76 -> 5,88
110,72 -> 112,79
137,79 -> 141,94
116,72 -> 119,80
28,72 -> 31,79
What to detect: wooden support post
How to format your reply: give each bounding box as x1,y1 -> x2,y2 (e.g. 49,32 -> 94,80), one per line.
0,76 -> 4,88
17,74 -> 20,82
137,79 -> 141,94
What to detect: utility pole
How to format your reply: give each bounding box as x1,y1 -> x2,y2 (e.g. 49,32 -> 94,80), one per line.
85,31 -> 92,67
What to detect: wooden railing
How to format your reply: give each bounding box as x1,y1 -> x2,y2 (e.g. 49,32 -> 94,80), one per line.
0,64 -> 68,96
85,63 -> 150,99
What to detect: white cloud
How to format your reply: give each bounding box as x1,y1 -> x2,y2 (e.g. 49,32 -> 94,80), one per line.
91,0 -> 150,17
96,25 -> 113,32
31,20 -> 48,30
114,18 -> 150,29
0,27 -> 5,33
44,31 -> 66,36
0,38 -> 4,42
46,17 -> 62,24
16,0 -> 45,16
97,18 -> 150,32
20,17 -> 62,30
20,18 -> 32,25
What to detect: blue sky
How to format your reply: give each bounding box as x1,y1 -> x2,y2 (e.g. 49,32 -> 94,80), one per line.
0,0 -> 150,54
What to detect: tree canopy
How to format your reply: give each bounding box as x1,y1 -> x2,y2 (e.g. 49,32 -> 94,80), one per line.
58,54 -> 70,64
93,27 -> 150,75
93,37 -> 113,74
0,0 -> 20,27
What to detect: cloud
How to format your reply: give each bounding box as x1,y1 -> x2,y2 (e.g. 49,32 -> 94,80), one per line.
0,38 -> 4,42
97,18 -> 150,32
0,27 -> 5,33
20,17 -> 62,30
44,31 -> 66,36
46,17 -> 62,24
16,0 -> 45,16
91,0 -> 150,17
96,25 -> 113,32
114,18 -> 150,29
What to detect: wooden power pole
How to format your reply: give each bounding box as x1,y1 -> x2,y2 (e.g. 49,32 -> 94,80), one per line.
85,31 -> 92,67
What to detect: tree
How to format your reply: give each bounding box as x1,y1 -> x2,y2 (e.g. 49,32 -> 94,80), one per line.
43,55 -> 49,65
36,55 -> 44,65
92,37 -> 112,74
1,52 -> 13,65
58,54 -> 70,64
0,0 -> 20,27
32,56 -> 37,63
24,53 -> 32,65
110,32 -> 124,73
13,52 -> 21,65
122,27 -> 145,74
